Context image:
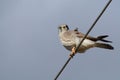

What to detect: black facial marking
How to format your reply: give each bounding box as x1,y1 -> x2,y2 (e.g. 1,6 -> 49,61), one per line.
65,25 -> 69,30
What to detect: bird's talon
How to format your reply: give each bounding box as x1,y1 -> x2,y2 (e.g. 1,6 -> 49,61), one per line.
69,47 -> 76,58
72,47 -> 76,53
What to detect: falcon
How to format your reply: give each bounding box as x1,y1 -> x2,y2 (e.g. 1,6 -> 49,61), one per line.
58,24 -> 114,56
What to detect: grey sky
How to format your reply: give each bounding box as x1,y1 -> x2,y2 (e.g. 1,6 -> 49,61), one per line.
0,0 -> 120,80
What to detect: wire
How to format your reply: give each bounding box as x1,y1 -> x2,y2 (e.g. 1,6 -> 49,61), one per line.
54,0 -> 112,80
75,0 -> 112,55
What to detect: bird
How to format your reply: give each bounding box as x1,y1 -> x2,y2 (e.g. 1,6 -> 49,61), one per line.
58,24 -> 114,56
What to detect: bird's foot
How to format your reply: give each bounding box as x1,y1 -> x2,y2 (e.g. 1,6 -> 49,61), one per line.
69,47 -> 76,58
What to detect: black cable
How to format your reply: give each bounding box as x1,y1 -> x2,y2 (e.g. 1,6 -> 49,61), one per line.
54,0 -> 112,80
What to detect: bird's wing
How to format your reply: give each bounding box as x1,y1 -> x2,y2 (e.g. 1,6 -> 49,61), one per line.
73,30 -> 96,40
74,30 -> 112,42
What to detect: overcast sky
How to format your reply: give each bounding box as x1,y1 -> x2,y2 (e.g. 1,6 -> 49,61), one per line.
0,0 -> 120,80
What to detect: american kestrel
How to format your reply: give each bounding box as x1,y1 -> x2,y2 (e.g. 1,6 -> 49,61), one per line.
58,24 -> 114,56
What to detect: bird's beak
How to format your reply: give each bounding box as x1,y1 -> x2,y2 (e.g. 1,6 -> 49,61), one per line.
58,26 -> 61,29
58,26 -> 62,33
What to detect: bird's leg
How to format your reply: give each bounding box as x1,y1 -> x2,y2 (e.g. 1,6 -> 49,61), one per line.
69,47 -> 76,58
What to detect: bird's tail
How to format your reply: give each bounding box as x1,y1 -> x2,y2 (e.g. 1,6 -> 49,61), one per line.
95,43 -> 114,50
97,35 -> 112,43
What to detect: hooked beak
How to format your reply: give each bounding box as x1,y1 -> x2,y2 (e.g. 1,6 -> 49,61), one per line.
58,26 -> 61,29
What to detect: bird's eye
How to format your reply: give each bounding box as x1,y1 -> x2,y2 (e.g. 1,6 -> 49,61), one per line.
63,26 -> 65,28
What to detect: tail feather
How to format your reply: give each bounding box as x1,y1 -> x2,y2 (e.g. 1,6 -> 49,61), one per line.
97,35 -> 112,43
95,43 -> 114,50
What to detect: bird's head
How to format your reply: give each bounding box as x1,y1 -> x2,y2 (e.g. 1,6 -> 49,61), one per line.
58,24 -> 69,33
